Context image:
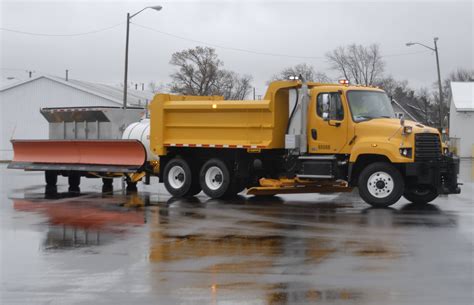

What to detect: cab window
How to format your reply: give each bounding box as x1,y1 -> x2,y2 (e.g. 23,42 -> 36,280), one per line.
317,93 -> 344,121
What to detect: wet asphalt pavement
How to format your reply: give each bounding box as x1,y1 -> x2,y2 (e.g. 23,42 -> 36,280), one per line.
1,161 -> 473,305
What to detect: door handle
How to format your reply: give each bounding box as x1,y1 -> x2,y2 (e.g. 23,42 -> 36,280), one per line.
311,129 -> 317,140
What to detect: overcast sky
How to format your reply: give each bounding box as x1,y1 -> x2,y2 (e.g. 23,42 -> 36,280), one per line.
1,0 -> 472,96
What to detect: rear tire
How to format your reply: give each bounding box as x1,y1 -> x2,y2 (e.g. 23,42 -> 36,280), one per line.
200,158 -> 232,199
403,185 -> 438,204
358,162 -> 404,207
163,158 -> 199,197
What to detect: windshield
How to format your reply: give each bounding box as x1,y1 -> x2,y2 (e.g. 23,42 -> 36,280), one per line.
347,90 -> 396,122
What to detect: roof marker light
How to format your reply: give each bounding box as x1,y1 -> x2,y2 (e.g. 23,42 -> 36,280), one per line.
338,79 -> 350,85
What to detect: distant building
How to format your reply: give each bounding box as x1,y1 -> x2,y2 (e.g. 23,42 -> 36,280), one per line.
391,98 -> 425,123
0,75 -> 154,161
449,82 -> 474,158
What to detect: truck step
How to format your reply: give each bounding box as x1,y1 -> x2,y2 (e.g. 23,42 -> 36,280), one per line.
296,174 -> 335,179
298,155 -> 337,160
247,178 -> 351,196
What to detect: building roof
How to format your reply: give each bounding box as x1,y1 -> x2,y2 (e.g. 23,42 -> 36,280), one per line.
451,82 -> 474,111
391,98 -> 424,122
0,75 -> 155,107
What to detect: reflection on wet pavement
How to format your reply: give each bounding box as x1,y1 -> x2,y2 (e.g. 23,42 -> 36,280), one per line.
13,196 -> 145,250
1,162 -> 473,305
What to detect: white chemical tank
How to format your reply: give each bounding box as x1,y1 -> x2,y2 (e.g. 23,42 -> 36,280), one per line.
122,119 -> 158,161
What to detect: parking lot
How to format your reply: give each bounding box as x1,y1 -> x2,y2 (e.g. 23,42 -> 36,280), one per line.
1,160 -> 473,305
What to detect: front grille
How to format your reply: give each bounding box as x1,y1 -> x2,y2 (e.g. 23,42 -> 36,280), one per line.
415,133 -> 442,161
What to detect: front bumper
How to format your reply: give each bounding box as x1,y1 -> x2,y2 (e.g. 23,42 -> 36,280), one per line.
405,155 -> 461,195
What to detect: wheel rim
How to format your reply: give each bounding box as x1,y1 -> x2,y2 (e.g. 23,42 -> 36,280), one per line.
168,165 -> 185,189
367,171 -> 394,199
205,166 -> 224,191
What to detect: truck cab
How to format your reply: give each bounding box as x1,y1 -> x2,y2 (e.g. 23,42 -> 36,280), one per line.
292,82 -> 461,206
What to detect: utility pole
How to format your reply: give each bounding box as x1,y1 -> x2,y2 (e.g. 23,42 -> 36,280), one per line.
425,98 -> 428,125
406,37 -> 444,129
433,38 -> 444,130
123,12 -> 130,110
66,69 -> 69,81
122,5 -> 162,110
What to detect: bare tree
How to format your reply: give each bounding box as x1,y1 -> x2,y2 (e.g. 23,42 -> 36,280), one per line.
326,44 -> 385,85
375,76 -> 433,124
216,71 -> 253,100
447,68 -> 474,82
148,81 -> 167,93
376,76 -> 408,97
269,63 -> 331,83
414,87 -> 433,125
169,46 -> 252,99
442,68 -> 474,99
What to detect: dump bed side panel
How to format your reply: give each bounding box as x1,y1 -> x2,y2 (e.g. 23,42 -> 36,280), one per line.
150,83 -> 296,156
164,100 -> 274,146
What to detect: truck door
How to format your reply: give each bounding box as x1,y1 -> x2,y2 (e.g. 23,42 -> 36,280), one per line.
307,90 -> 348,154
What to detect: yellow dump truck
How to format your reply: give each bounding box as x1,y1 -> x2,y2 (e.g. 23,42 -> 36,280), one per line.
8,80 -> 461,207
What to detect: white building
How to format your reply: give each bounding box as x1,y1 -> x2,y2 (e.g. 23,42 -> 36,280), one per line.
0,75 -> 154,161
449,82 -> 474,158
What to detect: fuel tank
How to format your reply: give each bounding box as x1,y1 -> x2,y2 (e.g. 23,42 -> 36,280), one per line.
122,119 -> 158,161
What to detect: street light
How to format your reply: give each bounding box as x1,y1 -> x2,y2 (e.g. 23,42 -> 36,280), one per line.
123,5 -> 162,109
406,37 -> 444,129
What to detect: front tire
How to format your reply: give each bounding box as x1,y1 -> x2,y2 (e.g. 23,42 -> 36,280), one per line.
358,162 -> 404,207
403,185 -> 438,204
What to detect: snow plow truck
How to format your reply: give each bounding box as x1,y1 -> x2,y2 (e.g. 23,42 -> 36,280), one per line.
8,79 -> 461,207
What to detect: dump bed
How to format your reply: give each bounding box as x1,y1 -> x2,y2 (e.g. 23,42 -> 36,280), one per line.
149,81 -> 300,156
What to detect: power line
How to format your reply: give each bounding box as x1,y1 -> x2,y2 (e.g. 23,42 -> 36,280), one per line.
1,22 -> 434,60
383,50 -> 432,57
132,22 -> 325,59
133,22 -> 434,60
0,68 -> 29,71
0,23 -> 124,37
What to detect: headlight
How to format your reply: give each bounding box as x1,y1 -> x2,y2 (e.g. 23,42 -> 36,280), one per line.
402,126 -> 413,135
399,147 -> 412,158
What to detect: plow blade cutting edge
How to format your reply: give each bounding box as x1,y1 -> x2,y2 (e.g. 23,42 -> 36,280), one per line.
8,140 -> 147,172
